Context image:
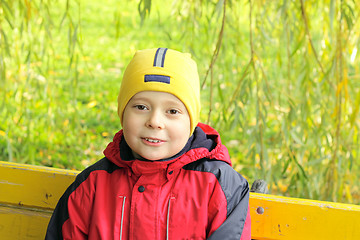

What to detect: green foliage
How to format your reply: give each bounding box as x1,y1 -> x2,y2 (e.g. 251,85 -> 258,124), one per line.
1,0 -> 359,204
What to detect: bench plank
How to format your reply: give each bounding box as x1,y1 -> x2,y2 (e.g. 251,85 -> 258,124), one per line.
0,203 -> 51,240
250,193 -> 360,240
0,161 -> 78,209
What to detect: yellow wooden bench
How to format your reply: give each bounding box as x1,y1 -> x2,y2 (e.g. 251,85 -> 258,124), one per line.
1,161 -> 359,240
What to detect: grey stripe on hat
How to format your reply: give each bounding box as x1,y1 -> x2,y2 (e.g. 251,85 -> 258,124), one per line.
153,48 -> 168,67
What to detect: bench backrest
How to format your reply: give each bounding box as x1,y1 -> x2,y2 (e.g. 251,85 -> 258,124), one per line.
1,161 -> 359,240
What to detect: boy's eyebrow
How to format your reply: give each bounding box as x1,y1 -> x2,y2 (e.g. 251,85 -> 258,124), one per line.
129,96 -> 150,102
131,96 -> 186,108
163,100 -> 186,108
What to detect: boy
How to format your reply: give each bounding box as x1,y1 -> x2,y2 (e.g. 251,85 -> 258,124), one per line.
46,48 -> 251,239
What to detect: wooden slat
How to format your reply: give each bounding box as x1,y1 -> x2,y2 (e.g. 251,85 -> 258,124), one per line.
0,204 -> 52,240
0,161 -> 78,239
250,193 -> 360,240
0,161 -> 78,209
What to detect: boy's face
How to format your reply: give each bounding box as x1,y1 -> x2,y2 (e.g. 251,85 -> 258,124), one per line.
122,91 -> 191,161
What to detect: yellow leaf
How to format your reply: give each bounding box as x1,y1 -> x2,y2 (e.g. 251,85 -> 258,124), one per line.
82,56 -> 91,61
0,130 -> 6,137
87,100 -> 97,108
335,81 -> 343,97
331,106 -> 338,118
237,101 -> 244,109
279,182 -> 288,193
63,119 -> 69,127
343,70 -> 349,100
102,132 -> 110,137
345,184 -> 353,204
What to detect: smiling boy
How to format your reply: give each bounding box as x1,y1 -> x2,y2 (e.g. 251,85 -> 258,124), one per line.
46,48 -> 251,240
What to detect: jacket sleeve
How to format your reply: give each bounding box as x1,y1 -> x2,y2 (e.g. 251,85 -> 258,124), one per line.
207,165 -> 251,240
45,171 -> 93,240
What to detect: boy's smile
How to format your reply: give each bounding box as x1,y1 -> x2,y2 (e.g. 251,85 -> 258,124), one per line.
122,91 -> 191,161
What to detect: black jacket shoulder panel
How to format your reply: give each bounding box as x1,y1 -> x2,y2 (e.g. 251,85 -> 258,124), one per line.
45,157 -> 121,239
183,159 -> 249,217
76,157 -> 120,181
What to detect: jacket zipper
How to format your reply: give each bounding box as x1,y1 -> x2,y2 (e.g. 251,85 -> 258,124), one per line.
119,196 -> 126,240
166,196 -> 175,240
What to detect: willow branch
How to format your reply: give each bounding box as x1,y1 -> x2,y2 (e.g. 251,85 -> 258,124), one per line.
300,0 -> 325,75
202,0 -> 226,124
201,0 -> 226,89
206,67 -> 214,124
225,59 -> 252,111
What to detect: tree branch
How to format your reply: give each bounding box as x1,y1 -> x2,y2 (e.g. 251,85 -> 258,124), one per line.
201,0 -> 226,89
300,0 -> 325,75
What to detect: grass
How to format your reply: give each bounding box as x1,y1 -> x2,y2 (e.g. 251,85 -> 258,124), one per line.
1,0 -> 360,204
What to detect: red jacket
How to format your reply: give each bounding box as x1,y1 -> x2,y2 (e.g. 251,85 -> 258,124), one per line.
46,123 -> 251,239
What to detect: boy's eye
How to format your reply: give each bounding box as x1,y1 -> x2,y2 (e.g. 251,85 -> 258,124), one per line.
134,105 -> 148,110
168,109 -> 180,115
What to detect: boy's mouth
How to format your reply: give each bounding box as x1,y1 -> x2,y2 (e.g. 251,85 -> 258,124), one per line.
143,137 -> 163,143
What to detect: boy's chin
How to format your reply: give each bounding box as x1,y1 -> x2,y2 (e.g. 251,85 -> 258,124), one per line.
132,150 -> 167,161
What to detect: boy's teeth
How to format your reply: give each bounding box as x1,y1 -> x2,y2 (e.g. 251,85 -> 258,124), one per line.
145,138 -> 160,143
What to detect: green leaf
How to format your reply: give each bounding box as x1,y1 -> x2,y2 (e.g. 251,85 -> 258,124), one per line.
138,0 -> 152,25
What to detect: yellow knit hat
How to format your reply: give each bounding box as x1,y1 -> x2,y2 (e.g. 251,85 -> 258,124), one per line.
117,48 -> 200,135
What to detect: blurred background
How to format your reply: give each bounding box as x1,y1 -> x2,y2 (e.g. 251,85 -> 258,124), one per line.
1,0 -> 359,204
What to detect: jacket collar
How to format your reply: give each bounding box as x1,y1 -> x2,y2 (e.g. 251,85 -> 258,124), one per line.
103,123 -> 231,176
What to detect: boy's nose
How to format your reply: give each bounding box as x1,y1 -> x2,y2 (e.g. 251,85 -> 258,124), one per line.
145,112 -> 165,129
